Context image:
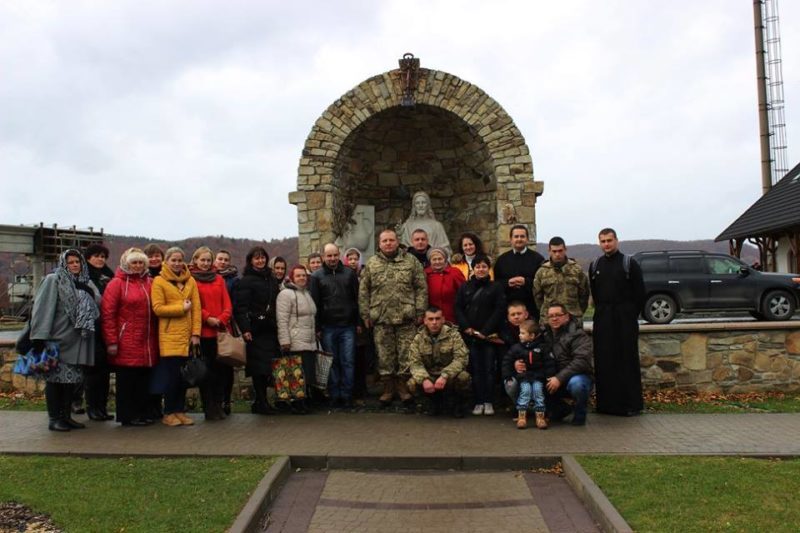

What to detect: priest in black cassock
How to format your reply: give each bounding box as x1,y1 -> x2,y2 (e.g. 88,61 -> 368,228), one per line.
494,224 -> 545,317
589,228 -> 646,416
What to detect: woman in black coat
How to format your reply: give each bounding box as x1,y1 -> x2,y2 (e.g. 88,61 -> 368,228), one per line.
455,254 -> 506,416
82,243 -> 115,421
234,246 -> 280,414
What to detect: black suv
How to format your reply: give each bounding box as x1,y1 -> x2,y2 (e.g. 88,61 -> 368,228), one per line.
633,250 -> 800,324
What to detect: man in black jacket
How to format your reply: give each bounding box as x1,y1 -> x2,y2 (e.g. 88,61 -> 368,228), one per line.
493,225 -> 545,317
311,243 -> 360,407
541,303 -> 594,425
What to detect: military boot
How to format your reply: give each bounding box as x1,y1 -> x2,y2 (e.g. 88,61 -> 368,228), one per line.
379,376 -> 395,408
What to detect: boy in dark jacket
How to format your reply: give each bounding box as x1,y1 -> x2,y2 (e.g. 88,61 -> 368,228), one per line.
502,319 -> 556,429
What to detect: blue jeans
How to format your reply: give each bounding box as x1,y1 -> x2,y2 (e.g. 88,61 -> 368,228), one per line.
322,326 -> 355,400
546,374 -> 593,421
516,379 -> 545,412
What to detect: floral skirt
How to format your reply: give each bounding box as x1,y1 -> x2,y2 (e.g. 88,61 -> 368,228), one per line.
271,355 -> 306,401
46,362 -> 84,384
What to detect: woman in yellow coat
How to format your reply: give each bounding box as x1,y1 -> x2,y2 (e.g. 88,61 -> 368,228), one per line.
151,246 -> 202,427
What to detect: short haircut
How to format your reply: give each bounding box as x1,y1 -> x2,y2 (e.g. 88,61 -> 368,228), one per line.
323,243 -> 339,254
308,252 -> 322,261
520,319 -> 540,335
143,243 -> 164,258
509,224 -> 529,238
412,228 -> 428,237
121,247 -> 147,268
548,302 -> 568,315
548,236 -> 566,247
164,246 -> 185,261
473,253 -> 492,268
84,243 -> 110,259
380,227 -> 398,238
216,249 -> 231,258
507,300 -> 526,309
425,305 -> 443,315
598,227 -> 617,239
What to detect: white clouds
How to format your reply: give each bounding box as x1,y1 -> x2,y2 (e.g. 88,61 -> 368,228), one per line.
1,0 -> 798,244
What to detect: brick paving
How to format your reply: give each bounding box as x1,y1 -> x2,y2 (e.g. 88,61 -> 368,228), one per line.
1,410 -> 798,457
266,470 -> 598,533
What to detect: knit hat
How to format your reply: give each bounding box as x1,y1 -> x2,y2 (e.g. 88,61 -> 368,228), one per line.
426,247 -> 449,262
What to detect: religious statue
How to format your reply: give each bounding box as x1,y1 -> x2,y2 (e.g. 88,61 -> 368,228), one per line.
400,191 -> 451,254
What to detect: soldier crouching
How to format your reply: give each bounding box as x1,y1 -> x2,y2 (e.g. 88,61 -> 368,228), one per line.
407,306 -> 471,418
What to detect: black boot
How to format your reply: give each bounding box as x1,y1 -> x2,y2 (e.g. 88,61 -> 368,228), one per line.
62,384 -> 86,429
449,392 -> 465,419
45,382 -> 70,432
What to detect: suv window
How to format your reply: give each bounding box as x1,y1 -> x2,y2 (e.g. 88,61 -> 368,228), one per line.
707,256 -> 742,275
669,257 -> 705,274
639,256 -> 669,273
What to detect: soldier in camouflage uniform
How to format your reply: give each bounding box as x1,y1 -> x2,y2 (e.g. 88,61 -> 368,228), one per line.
408,306 -> 471,417
533,237 -> 590,324
359,228 -> 428,409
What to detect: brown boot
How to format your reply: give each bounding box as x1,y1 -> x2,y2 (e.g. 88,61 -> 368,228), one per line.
535,411 -> 548,430
379,376 -> 395,407
516,410 -> 527,429
396,376 -> 413,402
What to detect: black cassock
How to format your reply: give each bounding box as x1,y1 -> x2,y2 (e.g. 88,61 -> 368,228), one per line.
590,251 -> 645,415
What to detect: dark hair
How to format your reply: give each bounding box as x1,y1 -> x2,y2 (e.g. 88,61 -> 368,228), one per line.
272,256 -> 287,267
509,224 -> 529,238
473,254 -> 492,268
548,236 -> 565,248
245,246 -> 269,267
520,319 -> 540,334
457,232 -> 485,255
307,252 -> 321,262
507,300 -> 527,310
411,228 -> 428,237
143,244 -> 164,258
84,243 -> 109,259
216,249 -> 232,258
598,228 -> 617,239
548,302 -> 569,315
425,305 -> 443,315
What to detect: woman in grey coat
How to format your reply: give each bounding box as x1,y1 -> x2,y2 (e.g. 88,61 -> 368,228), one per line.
30,249 -> 100,431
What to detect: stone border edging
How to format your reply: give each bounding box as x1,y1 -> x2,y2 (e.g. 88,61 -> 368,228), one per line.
290,454 -> 561,471
562,455 -> 632,533
228,456 -> 291,533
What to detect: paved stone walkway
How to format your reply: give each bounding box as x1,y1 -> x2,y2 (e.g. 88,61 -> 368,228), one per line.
266,470 -> 599,533
1,410 -> 798,457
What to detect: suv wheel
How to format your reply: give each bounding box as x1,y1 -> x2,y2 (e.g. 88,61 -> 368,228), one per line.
643,294 -> 677,324
761,290 -> 796,321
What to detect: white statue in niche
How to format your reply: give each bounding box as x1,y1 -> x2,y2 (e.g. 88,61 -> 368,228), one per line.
400,191 -> 451,254
336,204 -> 375,259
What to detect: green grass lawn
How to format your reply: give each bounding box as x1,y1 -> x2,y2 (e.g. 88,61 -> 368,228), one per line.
578,456 -> 800,533
0,455 -> 274,532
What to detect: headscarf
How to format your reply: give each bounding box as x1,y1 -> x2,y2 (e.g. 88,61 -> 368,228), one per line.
55,249 -> 99,336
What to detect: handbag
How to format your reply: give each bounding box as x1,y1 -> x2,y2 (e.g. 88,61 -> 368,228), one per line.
271,355 -> 306,401
314,344 -> 334,390
181,344 -> 208,387
217,319 -> 246,367
13,342 -> 60,377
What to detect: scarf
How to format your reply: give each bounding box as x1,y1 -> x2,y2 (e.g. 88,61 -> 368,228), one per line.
189,265 -> 218,283
217,265 -> 238,279
55,250 -> 99,337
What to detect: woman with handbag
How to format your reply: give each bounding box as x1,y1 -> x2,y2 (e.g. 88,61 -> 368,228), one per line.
101,248 -> 159,426
189,246 -> 233,421
151,246 -> 202,427
276,264 -> 316,414
30,249 -> 101,432
234,246 -> 280,415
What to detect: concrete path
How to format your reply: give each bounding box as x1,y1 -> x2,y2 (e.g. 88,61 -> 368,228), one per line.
1,410 -> 798,457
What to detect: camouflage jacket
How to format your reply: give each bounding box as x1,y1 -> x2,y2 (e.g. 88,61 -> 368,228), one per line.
533,258 -> 590,320
408,324 -> 468,383
359,249 -> 428,325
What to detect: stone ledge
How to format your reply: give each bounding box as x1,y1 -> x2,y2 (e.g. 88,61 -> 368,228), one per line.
584,320 -> 800,334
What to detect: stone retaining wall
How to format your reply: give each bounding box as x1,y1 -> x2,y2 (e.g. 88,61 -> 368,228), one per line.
3,323 -> 800,395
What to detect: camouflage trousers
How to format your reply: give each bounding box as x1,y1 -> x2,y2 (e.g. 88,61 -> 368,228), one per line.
373,322 -> 417,377
408,370 -> 471,394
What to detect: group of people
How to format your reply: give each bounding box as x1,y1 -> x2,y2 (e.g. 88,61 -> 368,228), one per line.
25,221 -> 645,432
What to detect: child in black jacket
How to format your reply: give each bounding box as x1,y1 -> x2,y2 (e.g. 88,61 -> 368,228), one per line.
501,319 -> 556,429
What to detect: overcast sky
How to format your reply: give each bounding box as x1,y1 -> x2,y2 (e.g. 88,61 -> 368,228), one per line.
2,1 -> 798,245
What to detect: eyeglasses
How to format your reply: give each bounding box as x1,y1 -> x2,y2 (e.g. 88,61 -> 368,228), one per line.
547,313 -> 566,319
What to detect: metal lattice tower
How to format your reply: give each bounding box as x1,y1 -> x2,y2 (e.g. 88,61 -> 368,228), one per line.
761,0 -> 789,185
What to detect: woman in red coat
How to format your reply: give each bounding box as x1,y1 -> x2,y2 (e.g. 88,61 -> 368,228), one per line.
101,248 -> 159,426
424,247 -> 465,324
189,246 -> 233,421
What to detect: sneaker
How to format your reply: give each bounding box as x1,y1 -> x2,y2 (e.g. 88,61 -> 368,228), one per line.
174,412 -> 194,426
483,403 -> 495,416
471,404 -> 484,416
162,414 -> 182,427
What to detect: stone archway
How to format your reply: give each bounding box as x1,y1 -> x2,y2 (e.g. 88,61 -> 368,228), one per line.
289,57 -> 543,260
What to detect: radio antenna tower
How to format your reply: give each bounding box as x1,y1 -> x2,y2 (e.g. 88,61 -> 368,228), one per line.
753,0 -> 789,194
